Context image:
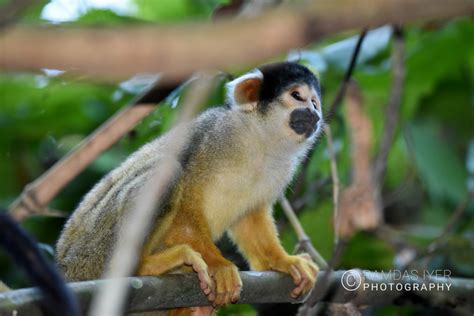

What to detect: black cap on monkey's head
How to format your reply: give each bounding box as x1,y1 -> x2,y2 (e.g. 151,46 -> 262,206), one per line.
258,62 -> 321,103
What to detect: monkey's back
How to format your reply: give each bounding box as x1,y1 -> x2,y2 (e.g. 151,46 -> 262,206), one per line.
55,125 -> 191,281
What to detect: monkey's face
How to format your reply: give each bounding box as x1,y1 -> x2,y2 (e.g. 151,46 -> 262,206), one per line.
259,83 -> 323,146
280,83 -> 323,140
226,62 -> 324,145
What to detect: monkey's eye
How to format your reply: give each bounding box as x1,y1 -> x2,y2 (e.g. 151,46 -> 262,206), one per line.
291,91 -> 303,101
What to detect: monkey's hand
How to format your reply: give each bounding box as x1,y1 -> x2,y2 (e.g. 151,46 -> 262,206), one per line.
207,261 -> 242,306
271,253 -> 318,298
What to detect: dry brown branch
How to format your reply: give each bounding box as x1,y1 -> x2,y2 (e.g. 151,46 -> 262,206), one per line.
89,74 -> 219,316
8,82 -> 177,221
1,0 -> 472,81
336,82 -> 382,238
374,26 -> 405,185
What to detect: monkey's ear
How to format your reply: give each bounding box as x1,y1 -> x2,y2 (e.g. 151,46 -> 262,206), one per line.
226,70 -> 263,111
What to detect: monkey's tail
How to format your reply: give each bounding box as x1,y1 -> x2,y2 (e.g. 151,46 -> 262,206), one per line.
0,209 -> 80,316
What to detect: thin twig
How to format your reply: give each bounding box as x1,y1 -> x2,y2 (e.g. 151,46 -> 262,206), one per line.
425,191 -> 474,260
326,30 -> 368,121
374,26 -> 405,185
325,125 -> 341,244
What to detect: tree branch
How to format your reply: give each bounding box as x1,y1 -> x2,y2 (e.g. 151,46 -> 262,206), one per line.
1,271 -> 472,315
8,81 -> 177,221
1,0 -> 472,81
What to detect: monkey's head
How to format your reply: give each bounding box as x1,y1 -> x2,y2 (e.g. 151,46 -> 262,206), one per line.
226,62 -> 323,144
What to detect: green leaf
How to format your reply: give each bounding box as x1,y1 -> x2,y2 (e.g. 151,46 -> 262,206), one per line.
134,0 -> 223,22
75,9 -> 141,25
408,120 -> 467,203
403,19 -> 474,118
340,232 -> 395,270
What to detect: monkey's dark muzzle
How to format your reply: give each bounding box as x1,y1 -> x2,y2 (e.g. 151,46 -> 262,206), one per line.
289,108 -> 320,138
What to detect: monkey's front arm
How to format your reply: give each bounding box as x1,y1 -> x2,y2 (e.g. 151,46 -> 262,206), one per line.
229,205 -> 319,298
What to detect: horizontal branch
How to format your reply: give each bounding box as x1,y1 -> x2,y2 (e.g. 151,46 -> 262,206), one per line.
0,270 -> 472,314
1,0 -> 473,81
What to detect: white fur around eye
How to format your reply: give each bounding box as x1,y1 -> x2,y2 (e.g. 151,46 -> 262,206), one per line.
225,69 -> 263,109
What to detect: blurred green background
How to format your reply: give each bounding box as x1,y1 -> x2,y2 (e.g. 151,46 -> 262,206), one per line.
0,1 -> 473,315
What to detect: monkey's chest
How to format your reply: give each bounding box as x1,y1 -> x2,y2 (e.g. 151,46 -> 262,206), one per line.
201,158 -> 294,240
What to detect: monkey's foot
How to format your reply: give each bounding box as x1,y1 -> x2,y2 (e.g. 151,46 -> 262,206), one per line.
183,250 -> 213,297
207,262 -> 242,306
274,253 -> 319,298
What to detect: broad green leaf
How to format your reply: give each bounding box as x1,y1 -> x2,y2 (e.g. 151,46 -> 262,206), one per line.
408,121 -> 467,203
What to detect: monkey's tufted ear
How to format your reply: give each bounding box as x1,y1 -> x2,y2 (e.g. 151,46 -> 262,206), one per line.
226,69 -> 263,111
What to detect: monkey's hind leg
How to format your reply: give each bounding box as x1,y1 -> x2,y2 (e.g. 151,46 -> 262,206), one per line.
137,244 -> 213,296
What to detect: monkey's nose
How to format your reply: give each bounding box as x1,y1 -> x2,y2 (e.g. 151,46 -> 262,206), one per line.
289,108 -> 320,137
307,108 -> 320,124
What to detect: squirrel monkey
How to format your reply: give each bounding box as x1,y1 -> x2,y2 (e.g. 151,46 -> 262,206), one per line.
56,62 -> 324,314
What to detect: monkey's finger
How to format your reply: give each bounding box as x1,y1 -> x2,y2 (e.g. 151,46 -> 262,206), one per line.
198,274 -> 212,295
207,288 -> 216,303
299,253 -> 312,261
193,265 -> 211,289
226,268 -> 241,304
307,263 -> 319,279
299,254 -> 319,274
291,276 -> 309,298
295,261 -> 316,295
213,271 -> 227,306
289,265 -> 302,285
207,275 -> 216,302
214,291 -> 226,307
231,272 -> 242,303
190,260 -> 213,296
223,267 -> 238,305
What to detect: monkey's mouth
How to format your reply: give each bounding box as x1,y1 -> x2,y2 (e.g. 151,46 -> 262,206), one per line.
289,108 -> 320,138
